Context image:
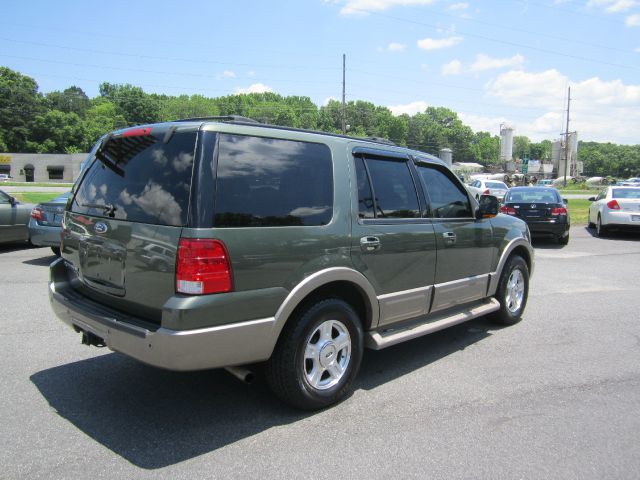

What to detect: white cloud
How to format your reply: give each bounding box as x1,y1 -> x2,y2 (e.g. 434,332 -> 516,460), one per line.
442,59 -> 463,75
636,46 -> 640,52
222,71 -> 236,78
626,13 -> 640,25
484,69 -> 640,143
417,36 -> 463,50
388,100 -> 429,116
234,83 -> 274,94
379,42 -> 407,52
448,2 -> 469,10
470,54 -> 525,72
333,0 -> 436,16
588,0 -> 638,13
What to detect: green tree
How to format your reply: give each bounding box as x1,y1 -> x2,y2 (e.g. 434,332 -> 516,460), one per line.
83,99 -> 127,148
99,82 -> 160,125
25,110 -> 85,153
44,86 -> 90,118
0,67 -> 44,151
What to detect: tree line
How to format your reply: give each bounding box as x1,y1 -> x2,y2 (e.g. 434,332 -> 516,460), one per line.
1,66 -> 638,177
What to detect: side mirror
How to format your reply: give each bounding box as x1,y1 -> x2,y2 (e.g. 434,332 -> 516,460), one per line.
588,197 -> 596,202
476,195 -> 499,219
9,196 -> 16,206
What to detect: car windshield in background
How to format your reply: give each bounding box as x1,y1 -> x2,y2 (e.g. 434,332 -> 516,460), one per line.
506,189 -> 559,203
486,182 -> 508,189
612,188 -> 640,199
71,130 -> 197,227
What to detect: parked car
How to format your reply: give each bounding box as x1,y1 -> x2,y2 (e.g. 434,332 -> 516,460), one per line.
500,186 -> 570,245
467,179 -> 509,202
0,174 -> 11,182
49,117 -> 534,410
0,189 -> 33,245
588,186 -> 640,237
28,192 -> 71,256
621,177 -> 640,187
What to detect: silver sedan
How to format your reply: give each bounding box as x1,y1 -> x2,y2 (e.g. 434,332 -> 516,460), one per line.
0,189 -> 34,245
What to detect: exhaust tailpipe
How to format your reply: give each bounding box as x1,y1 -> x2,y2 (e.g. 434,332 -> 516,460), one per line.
224,366 -> 255,384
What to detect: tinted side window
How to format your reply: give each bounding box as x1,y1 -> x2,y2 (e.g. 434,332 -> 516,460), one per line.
357,157 -> 420,218
355,157 -> 375,219
214,134 -> 333,227
72,131 -> 197,226
418,166 -> 473,219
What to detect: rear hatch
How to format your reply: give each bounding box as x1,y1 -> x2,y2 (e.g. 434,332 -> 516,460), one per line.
62,125 -> 199,325
513,202 -> 557,221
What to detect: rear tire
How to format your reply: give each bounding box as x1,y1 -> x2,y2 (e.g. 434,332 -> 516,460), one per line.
558,232 -> 569,245
266,298 -> 363,410
489,255 -> 529,326
596,215 -> 607,237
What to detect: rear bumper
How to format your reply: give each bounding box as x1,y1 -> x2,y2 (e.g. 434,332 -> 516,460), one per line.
49,258 -> 277,371
525,220 -> 569,237
28,220 -> 61,247
602,211 -> 640,228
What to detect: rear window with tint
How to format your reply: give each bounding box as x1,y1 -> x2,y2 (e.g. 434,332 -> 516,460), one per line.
506,189 -> 559,203
214,134 -> 333,227
71,130 -> 197,226
486,182 -> 507,189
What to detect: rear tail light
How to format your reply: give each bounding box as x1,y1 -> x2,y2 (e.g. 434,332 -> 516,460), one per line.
482,189 -> 490,195
606,200 -> 620,210
176,239 -> 233,295
30,207 -> 45,221
500,206 -> 517,215
551,207 -> 567,216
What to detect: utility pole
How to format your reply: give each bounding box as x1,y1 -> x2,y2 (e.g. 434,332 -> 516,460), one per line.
563,86 -> 571,187
342,54 -> 346,135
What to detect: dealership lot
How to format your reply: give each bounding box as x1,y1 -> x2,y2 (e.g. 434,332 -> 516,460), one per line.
1,226 -> 639,479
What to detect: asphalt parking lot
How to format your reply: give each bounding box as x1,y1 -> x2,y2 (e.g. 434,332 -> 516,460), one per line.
1,226 -> 639,479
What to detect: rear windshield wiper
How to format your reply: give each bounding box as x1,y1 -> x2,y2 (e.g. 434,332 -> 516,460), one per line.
81,203 -> 117,217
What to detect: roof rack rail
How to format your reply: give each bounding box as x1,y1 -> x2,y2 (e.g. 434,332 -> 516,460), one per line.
173,115 -> 261,124
365,137 -> 396,146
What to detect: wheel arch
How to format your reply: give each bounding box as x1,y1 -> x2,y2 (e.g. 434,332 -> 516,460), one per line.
271,268 -> 378,347
488,238 -> 534,296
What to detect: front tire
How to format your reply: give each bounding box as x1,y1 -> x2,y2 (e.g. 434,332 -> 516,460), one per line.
266,298 -> 363,410
490,255 -> 529,325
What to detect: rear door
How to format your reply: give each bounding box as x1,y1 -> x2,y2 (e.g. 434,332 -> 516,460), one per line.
63,125 -> 198,324
350,150 -> 437,327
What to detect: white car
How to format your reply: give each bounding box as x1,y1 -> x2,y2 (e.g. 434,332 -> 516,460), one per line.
467,179 -> 509,202
588,186 -> 640,237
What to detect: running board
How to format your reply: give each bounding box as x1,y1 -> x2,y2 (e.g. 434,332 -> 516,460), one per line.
365,298 -> 501,350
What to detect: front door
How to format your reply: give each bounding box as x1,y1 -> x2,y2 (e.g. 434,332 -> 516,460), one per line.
415,163 -> 495,312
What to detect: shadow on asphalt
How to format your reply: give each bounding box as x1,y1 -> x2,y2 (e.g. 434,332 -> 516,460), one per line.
583,225 -> 640,241
30,316 -> 499,469
22,253 -> 57,266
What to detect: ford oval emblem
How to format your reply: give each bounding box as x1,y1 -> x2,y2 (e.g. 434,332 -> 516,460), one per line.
94,222 -> 109,234
530,204 -> 537,208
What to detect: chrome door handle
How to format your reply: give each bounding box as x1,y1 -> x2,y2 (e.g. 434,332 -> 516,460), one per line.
442,231 -> 457,245
360,236 -> 381,252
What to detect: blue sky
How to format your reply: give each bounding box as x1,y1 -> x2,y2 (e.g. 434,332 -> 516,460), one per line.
1,0 -> 639,144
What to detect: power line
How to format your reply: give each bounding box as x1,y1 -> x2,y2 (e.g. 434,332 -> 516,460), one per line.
340,6 -> 639,71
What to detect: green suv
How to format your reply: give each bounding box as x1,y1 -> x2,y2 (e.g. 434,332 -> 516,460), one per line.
49,117 -> 533,410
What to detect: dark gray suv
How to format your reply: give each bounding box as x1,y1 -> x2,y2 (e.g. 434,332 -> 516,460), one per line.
49,117 -> 533,410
